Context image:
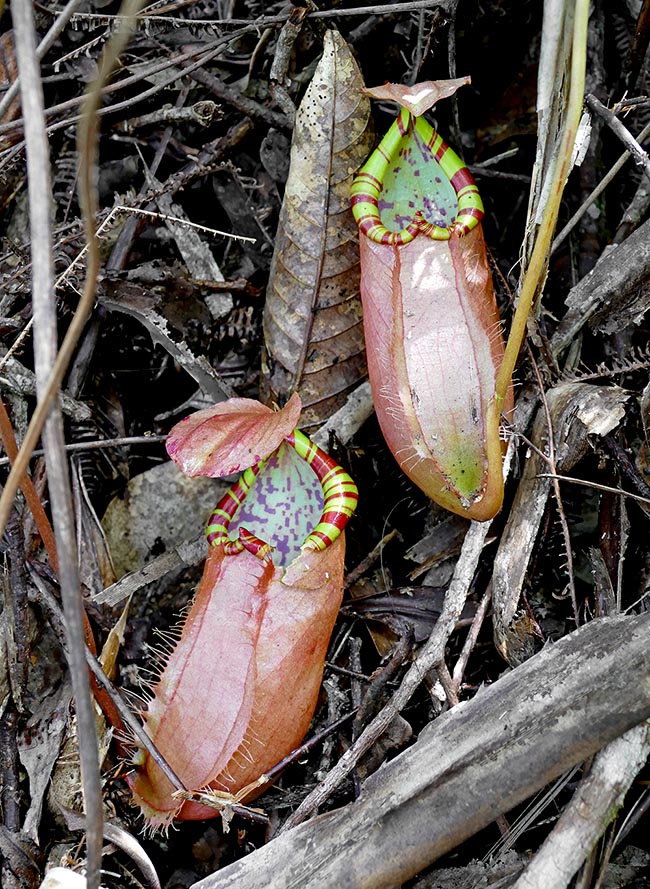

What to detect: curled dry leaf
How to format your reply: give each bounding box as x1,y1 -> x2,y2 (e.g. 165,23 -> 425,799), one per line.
261,30 -> 373,431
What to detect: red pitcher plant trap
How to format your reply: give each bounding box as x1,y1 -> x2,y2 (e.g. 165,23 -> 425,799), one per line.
351,78 -> 513,521
127,394 -> 357,829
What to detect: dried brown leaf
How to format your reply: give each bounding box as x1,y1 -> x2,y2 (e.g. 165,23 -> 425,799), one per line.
261,30 -> 373,432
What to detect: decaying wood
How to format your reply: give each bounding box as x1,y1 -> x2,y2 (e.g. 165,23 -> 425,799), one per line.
92,534 -> 206,608
191,611 -> 650,889
491,382 -> 629,661
513,722 -> 650,889
551,214 -> 650,354
411,852 -> 525,888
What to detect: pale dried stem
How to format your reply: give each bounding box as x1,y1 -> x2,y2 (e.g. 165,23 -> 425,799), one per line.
10,3 -> 147,885
11,2 -> 104,885
495,0 -> 590,405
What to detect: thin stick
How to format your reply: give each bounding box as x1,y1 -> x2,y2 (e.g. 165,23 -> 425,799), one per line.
495,0 -> 590,406
451,584 -> 492,693
0,1 -> 144,543
110,206 -> 255,242
0,434 -> 167,467
551,122 -> 650,252
585,93 -> 650,178
70,1 -> 450,30
85,649 -> 186,794
0,0 -> 83,120
436,661 -> 459,708
0,399 -> 58,571
536,474 -> 650,506
26,564 -> 186,795
344,529 -> 400,587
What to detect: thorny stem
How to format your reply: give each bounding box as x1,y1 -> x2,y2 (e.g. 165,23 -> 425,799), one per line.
495,0 -> 590,406
68,0 -> 449,31
530,354 -> 579,623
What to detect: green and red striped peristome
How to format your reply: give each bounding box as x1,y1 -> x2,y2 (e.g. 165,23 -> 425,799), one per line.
351,107 -> 484,244
205,428 -> 358,561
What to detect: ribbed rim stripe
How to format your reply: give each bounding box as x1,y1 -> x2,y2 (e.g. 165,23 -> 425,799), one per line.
205,428 -> 358,558
351,107 -> 484,244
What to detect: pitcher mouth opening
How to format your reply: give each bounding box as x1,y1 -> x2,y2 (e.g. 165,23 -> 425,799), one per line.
351,108 -> 484,246
206,429 -> 358,563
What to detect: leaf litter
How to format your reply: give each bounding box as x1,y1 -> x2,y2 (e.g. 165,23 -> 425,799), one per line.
1,3 -> 650,888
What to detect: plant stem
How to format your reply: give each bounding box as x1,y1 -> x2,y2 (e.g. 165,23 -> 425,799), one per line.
495,0 -> 590,406
11,2 -> 105,884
